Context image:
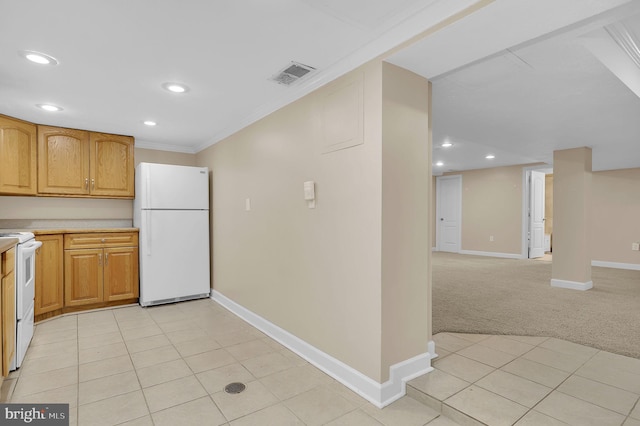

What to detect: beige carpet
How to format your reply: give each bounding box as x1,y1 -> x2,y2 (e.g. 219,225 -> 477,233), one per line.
433,252 -> 640,359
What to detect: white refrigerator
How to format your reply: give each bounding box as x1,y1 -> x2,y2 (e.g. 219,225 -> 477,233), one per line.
133,162 -> 211,306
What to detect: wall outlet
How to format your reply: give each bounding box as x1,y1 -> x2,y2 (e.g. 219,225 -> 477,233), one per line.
245,198 -> 251,211
489,236 -> 494,242
632,242 -> 640,251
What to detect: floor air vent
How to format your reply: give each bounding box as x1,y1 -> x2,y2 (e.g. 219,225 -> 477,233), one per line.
271,62 -> 315,85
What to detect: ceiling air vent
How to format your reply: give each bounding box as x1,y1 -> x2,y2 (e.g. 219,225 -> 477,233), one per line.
271,62 -> 315,85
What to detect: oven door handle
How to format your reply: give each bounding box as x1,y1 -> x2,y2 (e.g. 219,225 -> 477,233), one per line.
21,240 -> 43,255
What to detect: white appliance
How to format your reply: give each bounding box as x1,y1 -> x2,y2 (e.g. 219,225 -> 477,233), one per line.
0,232 -> 42,370
133,163 -> 211,306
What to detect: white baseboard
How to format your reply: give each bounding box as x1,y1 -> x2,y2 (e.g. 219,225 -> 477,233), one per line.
550,279 -> 593,291
592,260 -> 640,271
459,250 -> 523,260
210,290 -> 433,408
428,340 -> 438,359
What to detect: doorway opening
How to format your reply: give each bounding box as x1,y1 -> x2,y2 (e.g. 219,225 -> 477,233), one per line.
522,166 -> 553,260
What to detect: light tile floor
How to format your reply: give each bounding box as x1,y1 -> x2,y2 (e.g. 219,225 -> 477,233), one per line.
408,332 -> 640,426
3,300 -> 639,426
3,300 -> 447,426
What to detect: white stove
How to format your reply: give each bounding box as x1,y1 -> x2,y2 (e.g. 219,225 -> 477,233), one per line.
0,231 -> 41,370
0,231 -> 36,243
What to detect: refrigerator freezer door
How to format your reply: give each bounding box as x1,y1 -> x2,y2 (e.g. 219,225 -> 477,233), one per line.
136,163 -> 209,210
139,210 -> 210,306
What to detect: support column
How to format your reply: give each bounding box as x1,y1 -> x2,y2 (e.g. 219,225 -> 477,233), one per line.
551,147 -> 593,290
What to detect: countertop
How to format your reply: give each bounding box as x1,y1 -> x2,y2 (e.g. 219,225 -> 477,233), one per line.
32,228 -> 138,235
0,237 -> 19,253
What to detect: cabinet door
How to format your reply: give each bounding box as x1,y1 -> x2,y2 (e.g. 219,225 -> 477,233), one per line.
35,235 -> 64,315
103,247 -> 139,301
90,133 -> 134,198
64,249 -> 103,306
2,269 -> 16,376
0,115 -> 37,195
38,126 -> 90,195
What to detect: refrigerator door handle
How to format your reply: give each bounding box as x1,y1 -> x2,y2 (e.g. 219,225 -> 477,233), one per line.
145,166 -> 151,207
145,210 -> 152,255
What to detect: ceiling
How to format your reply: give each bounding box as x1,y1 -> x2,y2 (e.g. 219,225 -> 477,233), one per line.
390,0 -> 640,172
1,0 -> 639,172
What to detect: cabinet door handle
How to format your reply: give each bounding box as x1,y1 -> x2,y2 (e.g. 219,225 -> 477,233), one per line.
98,253 -> 102,266
91,178 -> 95,190
105,253 -> 108,266
85,178 -> 89,189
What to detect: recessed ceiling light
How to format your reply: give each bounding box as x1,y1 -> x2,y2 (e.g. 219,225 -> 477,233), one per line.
436,161 -> 444,167
485,154 -> 495,159
143,120 -> 157,126
441,142 -> 453,148
21,50 -> 59,65
37,104 -> 63,112
162,82 -> 189,93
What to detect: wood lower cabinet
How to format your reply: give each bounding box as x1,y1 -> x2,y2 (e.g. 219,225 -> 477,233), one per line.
35,234 -> 64,317
64,248 -> 104,307
64,232 -> 138,308
103,247 -> 139,302
0,115 -> 37,195
1,247 -> 16,377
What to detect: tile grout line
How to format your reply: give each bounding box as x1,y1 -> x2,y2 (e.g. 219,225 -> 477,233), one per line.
115,307 -> 155,425
477,336 -> 603,426
428,334 -> 569,425
517,347 -> 618,425
625,397 -> 640,425
176,305 -> 235,425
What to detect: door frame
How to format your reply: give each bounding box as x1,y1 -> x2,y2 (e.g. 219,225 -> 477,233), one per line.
521,165 -> 552,258
436,174 -> 462,252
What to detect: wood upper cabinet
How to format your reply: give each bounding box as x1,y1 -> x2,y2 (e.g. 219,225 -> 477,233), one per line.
35,234 -> 64,316
38,125 -> 134,198
0,115 -> 37,195
38,126 -> 90,195
90,133 -> 134,197
1,247 -> 16,376
64,232 -> 138,307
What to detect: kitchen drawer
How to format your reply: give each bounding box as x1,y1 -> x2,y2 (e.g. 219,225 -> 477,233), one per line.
2,247 -> 15,275
64,232 -> 138,249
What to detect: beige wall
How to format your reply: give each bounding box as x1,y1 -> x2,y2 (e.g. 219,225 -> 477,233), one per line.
135,148 -> 197,167
198,61 -> 384,382
380,63 -> 430,376
593,168 -> 640,265
445,164 -> 526,255
0,148 -> 196,220
197,59 -> 432,383
437,164 -> 640,267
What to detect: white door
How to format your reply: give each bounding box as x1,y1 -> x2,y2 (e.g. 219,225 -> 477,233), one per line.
437,175 -> 461,253
529,170 -> 546,258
